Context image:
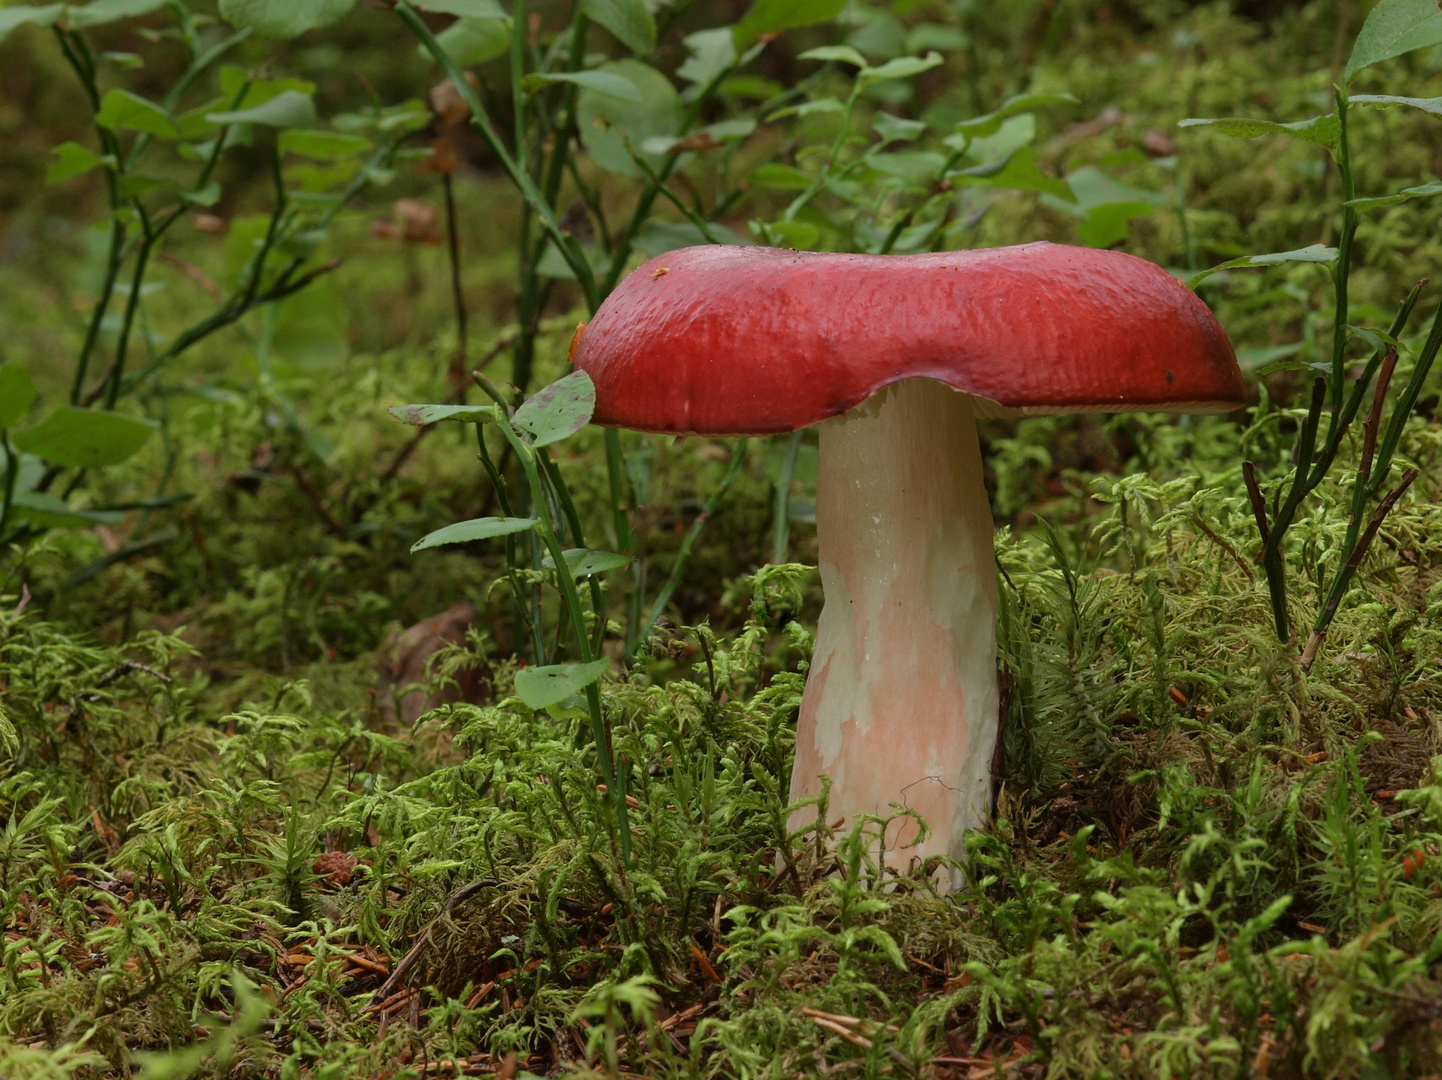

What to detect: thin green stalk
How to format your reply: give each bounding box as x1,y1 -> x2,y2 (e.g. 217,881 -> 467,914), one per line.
1307,279 -> 1424,488
115,257 -> 332,398
539,447 -> 608,656
771,430 -> 802,564
620,137 -> 722,243
599,59 -> 743,296
54,28 -> 126,407
102,207 -> 155,410
241,145 -> 288,309
476,426 -> 542,663
783,78 -> 864,224
1260,377 -> 1327,640
493,414 -> 630,862
0,434 -> 15,539
442,172 -> 468,366
511,0 -> 529,174
604,429 -> 631,554
125,27 -> 251,171
1327,92 -> 1356,418
397,0 -> 598,310
636,439 -> 749,653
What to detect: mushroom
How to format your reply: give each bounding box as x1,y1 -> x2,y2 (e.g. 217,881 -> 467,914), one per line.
573,242 -> 1243,890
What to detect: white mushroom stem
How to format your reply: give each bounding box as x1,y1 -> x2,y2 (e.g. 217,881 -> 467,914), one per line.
788,378 -> 999,893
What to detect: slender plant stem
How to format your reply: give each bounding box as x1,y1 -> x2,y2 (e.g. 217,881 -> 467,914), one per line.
475,425 -> 541,663
442,172 -> 469,371
0,434 -> 15,539
1307,279 -> 1424,487
636,440 -> 750,653
538,447 -> 607,656
494,415 -> 631,863
771,430 -> 802,564
783,79 -> 863,224
396,0 -> 599,309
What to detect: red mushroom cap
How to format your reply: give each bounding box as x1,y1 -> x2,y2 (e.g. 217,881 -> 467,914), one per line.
572,242 -> 1244,435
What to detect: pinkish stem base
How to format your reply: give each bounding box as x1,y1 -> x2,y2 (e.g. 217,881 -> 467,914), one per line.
789,378 -> 999,892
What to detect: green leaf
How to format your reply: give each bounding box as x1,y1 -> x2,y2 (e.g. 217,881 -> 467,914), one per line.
278,129 -> 373,160
521,71 -> 642,101
183,182 -> 222,206
951,146 -> 1072,200
219,68 -> 318,107
541,548 -> 633,577
1076,202 -> 1155,247
734,0 -> 846,48
1064,166 -> 1167,210
1188,244 -> 1339,288
1177,113 -> 1340,153
416,0 -> 507,15
582,0 -> 655,56
410,516 -> 537,553
1350,93 -> 1442,116
755,219 -> 820,248
677,28 -> 737,88
1348,324 -> 1400,353
1346,0 -> 1442,81
513,658 -> 612,710
867,150 -> 945,183
634,219 -> 748,256
873,112 -> 926,143
641,117 -> 756,154
388,403 -> 500,425
1346,178 -> 1442,212
577,61 -> 682,177
46,142 -> 114,185
859,52 -> 942,83
218,0 -> 355,37
764,96 -> 845,121
0,4 -> 64,44
512,370 -> 595,447
953,92 -> 1077,140
799,44 -> 868,68
95,89 -> 179,139
9,491 -> 123,528
65,0 -> 169,29
13,407 -> 157,468
1236,342 -> 1304,372
748,163 -> 813,189
0,365 -> 36,429
432,16 -> 510,65
947,113 -> 1035,164
115,174 -> 172,197
208,90 -> 318,129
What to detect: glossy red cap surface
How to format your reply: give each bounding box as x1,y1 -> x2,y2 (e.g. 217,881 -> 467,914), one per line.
573,242 -> 1244,435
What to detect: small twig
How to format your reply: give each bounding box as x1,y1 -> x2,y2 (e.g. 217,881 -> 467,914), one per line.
1190,513 -> 1255,582
442,171 -> 469,379
94,660 -> 172,689
809,1015 -> 873,1050
374,878 -> 498,999
289,464 -> 346,536
156,251 -> 225,302
1359,347 -> 1398,482
12,584 -> 31,618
